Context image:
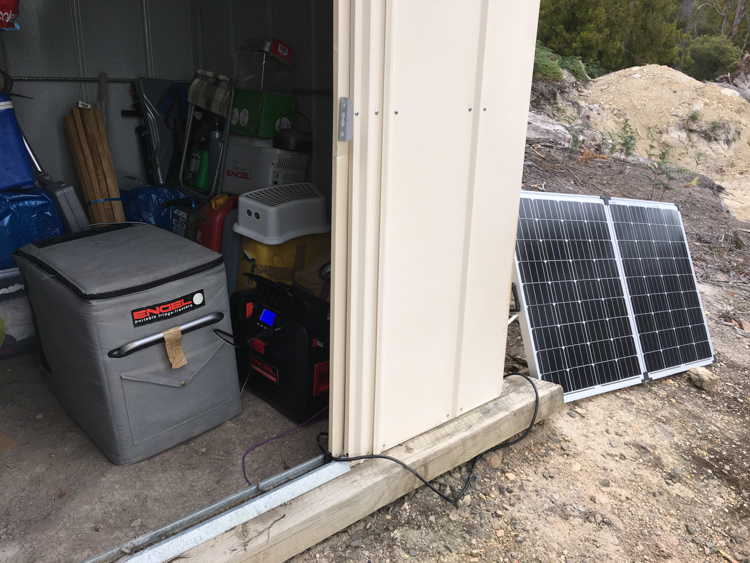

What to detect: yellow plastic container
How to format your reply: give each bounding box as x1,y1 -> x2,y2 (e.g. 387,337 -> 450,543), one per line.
236,233 -> 331,290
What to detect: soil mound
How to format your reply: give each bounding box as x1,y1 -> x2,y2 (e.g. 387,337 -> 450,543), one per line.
578,64 -> 750,220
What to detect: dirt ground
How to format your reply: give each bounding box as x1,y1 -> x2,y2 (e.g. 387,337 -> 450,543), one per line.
0,353 -> 327,562
288,145 -> 750,563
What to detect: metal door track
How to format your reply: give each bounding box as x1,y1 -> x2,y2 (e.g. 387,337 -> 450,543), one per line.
82,455 -> 349,563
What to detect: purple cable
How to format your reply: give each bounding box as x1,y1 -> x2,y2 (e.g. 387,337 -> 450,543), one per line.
242,405 -> 329,487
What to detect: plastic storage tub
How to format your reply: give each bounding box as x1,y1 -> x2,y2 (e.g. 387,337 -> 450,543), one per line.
14,224 -> 242,465
236,233 -> 331,289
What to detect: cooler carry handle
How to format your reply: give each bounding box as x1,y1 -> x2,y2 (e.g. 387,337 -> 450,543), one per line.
108,312 -> 224,358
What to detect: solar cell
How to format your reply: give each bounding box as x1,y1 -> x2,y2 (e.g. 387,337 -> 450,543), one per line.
513,193 -> 713,401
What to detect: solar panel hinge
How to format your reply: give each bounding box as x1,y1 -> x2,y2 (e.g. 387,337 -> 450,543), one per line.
642,372 -> 652,382
600,195 -> 611,205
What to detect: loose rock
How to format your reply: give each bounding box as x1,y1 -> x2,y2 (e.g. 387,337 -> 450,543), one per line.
487,452 -> 503,469
688,367 -> 719,392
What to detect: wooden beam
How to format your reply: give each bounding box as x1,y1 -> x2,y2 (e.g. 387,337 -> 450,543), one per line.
79,108 -> 116,223
63,114 -> 103,224
92,108 -> 126,222
72,108 -> 114,223
181,377 -> 563,562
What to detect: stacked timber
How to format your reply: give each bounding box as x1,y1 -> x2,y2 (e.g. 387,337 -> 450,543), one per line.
63,108 -> 125,224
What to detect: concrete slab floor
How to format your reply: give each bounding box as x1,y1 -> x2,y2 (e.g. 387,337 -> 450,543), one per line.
0,352 -> 327,563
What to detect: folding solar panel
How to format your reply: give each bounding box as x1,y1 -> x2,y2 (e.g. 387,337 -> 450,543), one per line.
513,193 -> 713,401
609,199 -> 714,377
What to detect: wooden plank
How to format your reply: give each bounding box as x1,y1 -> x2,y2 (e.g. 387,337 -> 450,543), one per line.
78,108 -> 116,223
63,115 -> 97,224
180,377 -> 563,563
72,108 -> 114,223
92,108 -> 126,222
64,113 -> 105,224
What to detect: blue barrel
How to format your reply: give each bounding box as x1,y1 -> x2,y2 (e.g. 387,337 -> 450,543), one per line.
0,94 -> 35,191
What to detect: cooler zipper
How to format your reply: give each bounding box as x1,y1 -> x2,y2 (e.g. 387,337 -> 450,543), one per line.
14,251 -> 224,301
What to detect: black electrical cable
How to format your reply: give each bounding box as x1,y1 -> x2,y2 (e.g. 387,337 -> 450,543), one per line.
317,373 -> 539,505
213,327 -> 283,348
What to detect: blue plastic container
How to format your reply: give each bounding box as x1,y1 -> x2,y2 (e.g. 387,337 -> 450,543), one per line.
0,94 -> 35,191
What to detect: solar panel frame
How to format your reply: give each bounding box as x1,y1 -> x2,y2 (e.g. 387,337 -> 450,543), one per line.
512,193 -> 646,402
514,192 -> 715,401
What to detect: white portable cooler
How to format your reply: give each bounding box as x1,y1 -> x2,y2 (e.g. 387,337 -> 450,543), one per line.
14,224 -> 242,465
221,134 -> 308,195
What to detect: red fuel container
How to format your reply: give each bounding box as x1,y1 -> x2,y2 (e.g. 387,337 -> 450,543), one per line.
196,194 -> 238,252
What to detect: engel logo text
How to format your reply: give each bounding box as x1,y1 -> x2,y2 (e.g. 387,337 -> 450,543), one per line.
227,161 -> 251,181
131,291 -> 205,326
133,298 -> 192,320
227,169 -> 251,180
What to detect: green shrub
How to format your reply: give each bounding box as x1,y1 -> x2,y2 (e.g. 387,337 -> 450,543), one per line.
682,35 -> 742,81
534,42 -> 565,82
533,41 -> 599,82
584,62 -> 607,79
556,54 -> 589,81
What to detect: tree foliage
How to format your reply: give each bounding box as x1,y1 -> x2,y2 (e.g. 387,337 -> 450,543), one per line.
682,34 -> 743,79
690,0 -> 750,50
537,0 -> 682,71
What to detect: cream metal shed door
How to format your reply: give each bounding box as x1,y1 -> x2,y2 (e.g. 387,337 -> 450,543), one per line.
331,0 -> 540,456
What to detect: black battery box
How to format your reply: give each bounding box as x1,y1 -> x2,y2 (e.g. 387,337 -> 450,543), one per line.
230,276 -> 329,423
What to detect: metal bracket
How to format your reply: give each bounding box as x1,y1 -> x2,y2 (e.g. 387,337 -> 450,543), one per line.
338,97 -> 354,142
600,195 -> 611,205
77,101 -> 92,109
642,371 -> 652,382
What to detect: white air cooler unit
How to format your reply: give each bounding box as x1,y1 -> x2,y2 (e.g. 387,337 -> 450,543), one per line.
232,182 -> 330,245
221,134 -> 309,195
13,224 -> 242,465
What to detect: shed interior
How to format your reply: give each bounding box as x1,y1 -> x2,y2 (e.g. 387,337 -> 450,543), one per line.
0,1 -> 335,561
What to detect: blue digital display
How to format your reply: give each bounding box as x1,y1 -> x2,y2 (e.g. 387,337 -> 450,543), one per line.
259,309 -> 276,326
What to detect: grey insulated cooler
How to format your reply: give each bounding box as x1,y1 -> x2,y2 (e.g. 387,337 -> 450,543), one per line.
14,224 -> 242,465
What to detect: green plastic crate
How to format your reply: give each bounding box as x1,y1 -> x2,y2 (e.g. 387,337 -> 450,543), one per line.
229,90 -> 296,138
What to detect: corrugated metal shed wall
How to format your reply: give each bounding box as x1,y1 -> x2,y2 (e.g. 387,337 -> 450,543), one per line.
196,0 -> 334,205
0,0 -> 196,189
0,1 -> 333,204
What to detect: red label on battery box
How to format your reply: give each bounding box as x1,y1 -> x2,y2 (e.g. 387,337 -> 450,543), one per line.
131,290 -> 205,327
272,38 -> 293,63
250,356 -> 279,384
